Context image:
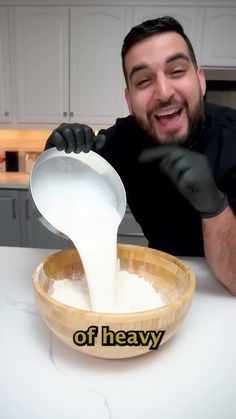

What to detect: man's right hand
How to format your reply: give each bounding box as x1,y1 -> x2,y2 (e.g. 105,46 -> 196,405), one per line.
44,123 -> 105,154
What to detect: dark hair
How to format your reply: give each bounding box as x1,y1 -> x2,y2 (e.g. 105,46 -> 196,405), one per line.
121,16 -> 198,85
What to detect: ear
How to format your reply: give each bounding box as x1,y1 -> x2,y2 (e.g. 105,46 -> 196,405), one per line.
197,68 -> 206,96
125,87 -> 133,115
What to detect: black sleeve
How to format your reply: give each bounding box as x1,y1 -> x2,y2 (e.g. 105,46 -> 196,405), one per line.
217,122 -> 236,215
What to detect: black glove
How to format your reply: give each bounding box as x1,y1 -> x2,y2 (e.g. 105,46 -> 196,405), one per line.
44,123 -> 106,154
139,145 -> 228,218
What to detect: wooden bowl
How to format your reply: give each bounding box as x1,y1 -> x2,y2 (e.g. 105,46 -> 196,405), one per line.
33,245 -> 196,359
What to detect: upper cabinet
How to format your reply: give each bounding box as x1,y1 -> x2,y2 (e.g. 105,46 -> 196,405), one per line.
12,7 -> 69,124
0,8 -> 12,124
1,4 -> 236,129
70,7 -> 127,125
130,7 -> 204,66
10,6 -> 127,128
201,8 -> 236,67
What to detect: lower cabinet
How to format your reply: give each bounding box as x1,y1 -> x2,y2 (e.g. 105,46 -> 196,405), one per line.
0,188 -> 73,249
21,190 -> 73,249
0,189 -> 147,249
0,189 -> 22,246
118,206 -> 148,247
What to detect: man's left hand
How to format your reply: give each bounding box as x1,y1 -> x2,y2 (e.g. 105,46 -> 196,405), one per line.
139,145 -> 228,218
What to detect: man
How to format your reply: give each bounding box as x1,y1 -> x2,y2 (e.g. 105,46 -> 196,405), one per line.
45,16 -> 236,295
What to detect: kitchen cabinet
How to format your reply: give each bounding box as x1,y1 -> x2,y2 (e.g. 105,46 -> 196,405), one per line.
0,188 -> 66,248
0,188 -> 147,249
118,206 -> 148,246
11,6 -> 127,128
201,8 -> 236,67
70,7 -> 128,126
130,6 -> 204,65
12,7 -> 69,124
3,3 -> 236,130
21,190 -> 69,249
0,8 -> 12,124
0,189 -> 21,246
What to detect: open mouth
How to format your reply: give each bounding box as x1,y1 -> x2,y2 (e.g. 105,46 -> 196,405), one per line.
154,107 -> 183,126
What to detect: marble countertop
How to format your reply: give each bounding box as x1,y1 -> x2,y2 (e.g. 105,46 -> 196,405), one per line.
0,172 -> 30,189
1,246 -> 236,419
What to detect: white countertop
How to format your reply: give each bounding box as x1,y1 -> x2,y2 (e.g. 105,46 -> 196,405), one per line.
0,246 -> 235,419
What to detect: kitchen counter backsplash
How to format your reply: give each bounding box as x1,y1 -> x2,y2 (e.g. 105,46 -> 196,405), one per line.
0,128 -> 101,172
0,129 -> 50,172
0,129 -> 50,151
0,171 -> 30,188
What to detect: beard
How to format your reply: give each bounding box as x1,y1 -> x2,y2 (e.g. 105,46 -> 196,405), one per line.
133,96 -> 204,150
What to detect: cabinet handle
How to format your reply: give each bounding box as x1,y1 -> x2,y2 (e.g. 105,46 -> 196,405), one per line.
69,111 -> 74,117
25,199 -> 30,220
63,111 -> 67,117
4,111 -> 9,117
12,199 -> 16,219
118,232 -> 144,237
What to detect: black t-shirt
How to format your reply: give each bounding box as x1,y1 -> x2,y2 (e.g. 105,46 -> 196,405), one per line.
98,102 -> 236,256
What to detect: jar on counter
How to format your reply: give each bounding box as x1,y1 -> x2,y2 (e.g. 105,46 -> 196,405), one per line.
25,152 -> 40,174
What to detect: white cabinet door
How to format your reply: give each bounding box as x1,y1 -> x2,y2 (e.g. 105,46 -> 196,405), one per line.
12,7 -> 69,124
0,8 -> 12,124
130,7 -> 204,66
70,7 -> 127,127
201,8 -> 236,67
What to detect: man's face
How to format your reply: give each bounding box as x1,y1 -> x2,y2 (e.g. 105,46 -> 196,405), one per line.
124,32 -> 206,145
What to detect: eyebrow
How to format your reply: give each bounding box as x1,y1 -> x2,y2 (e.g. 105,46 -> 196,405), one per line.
166,52 -> 190,64
128,52 -> 191,81
129,64 -> 149,81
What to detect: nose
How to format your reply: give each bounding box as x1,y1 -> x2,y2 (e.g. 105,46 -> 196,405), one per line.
152,75 -> 174,102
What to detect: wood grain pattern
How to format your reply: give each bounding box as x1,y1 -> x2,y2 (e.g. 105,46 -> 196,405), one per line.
33,245 -> 196,359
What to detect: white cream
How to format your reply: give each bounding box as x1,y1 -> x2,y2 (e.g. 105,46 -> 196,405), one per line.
37,156 -> 121,312
38,155 -> 165,313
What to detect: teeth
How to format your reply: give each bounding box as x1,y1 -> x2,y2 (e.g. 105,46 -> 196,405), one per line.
157,108 -> 180,117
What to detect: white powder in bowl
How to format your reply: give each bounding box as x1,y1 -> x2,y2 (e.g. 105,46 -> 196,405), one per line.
48,270 -> 166,313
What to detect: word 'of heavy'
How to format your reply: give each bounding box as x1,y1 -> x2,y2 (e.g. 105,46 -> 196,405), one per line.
73,326 -> 165,350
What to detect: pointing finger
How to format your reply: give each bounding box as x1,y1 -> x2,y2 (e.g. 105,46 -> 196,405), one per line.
139,146 -> 187,164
